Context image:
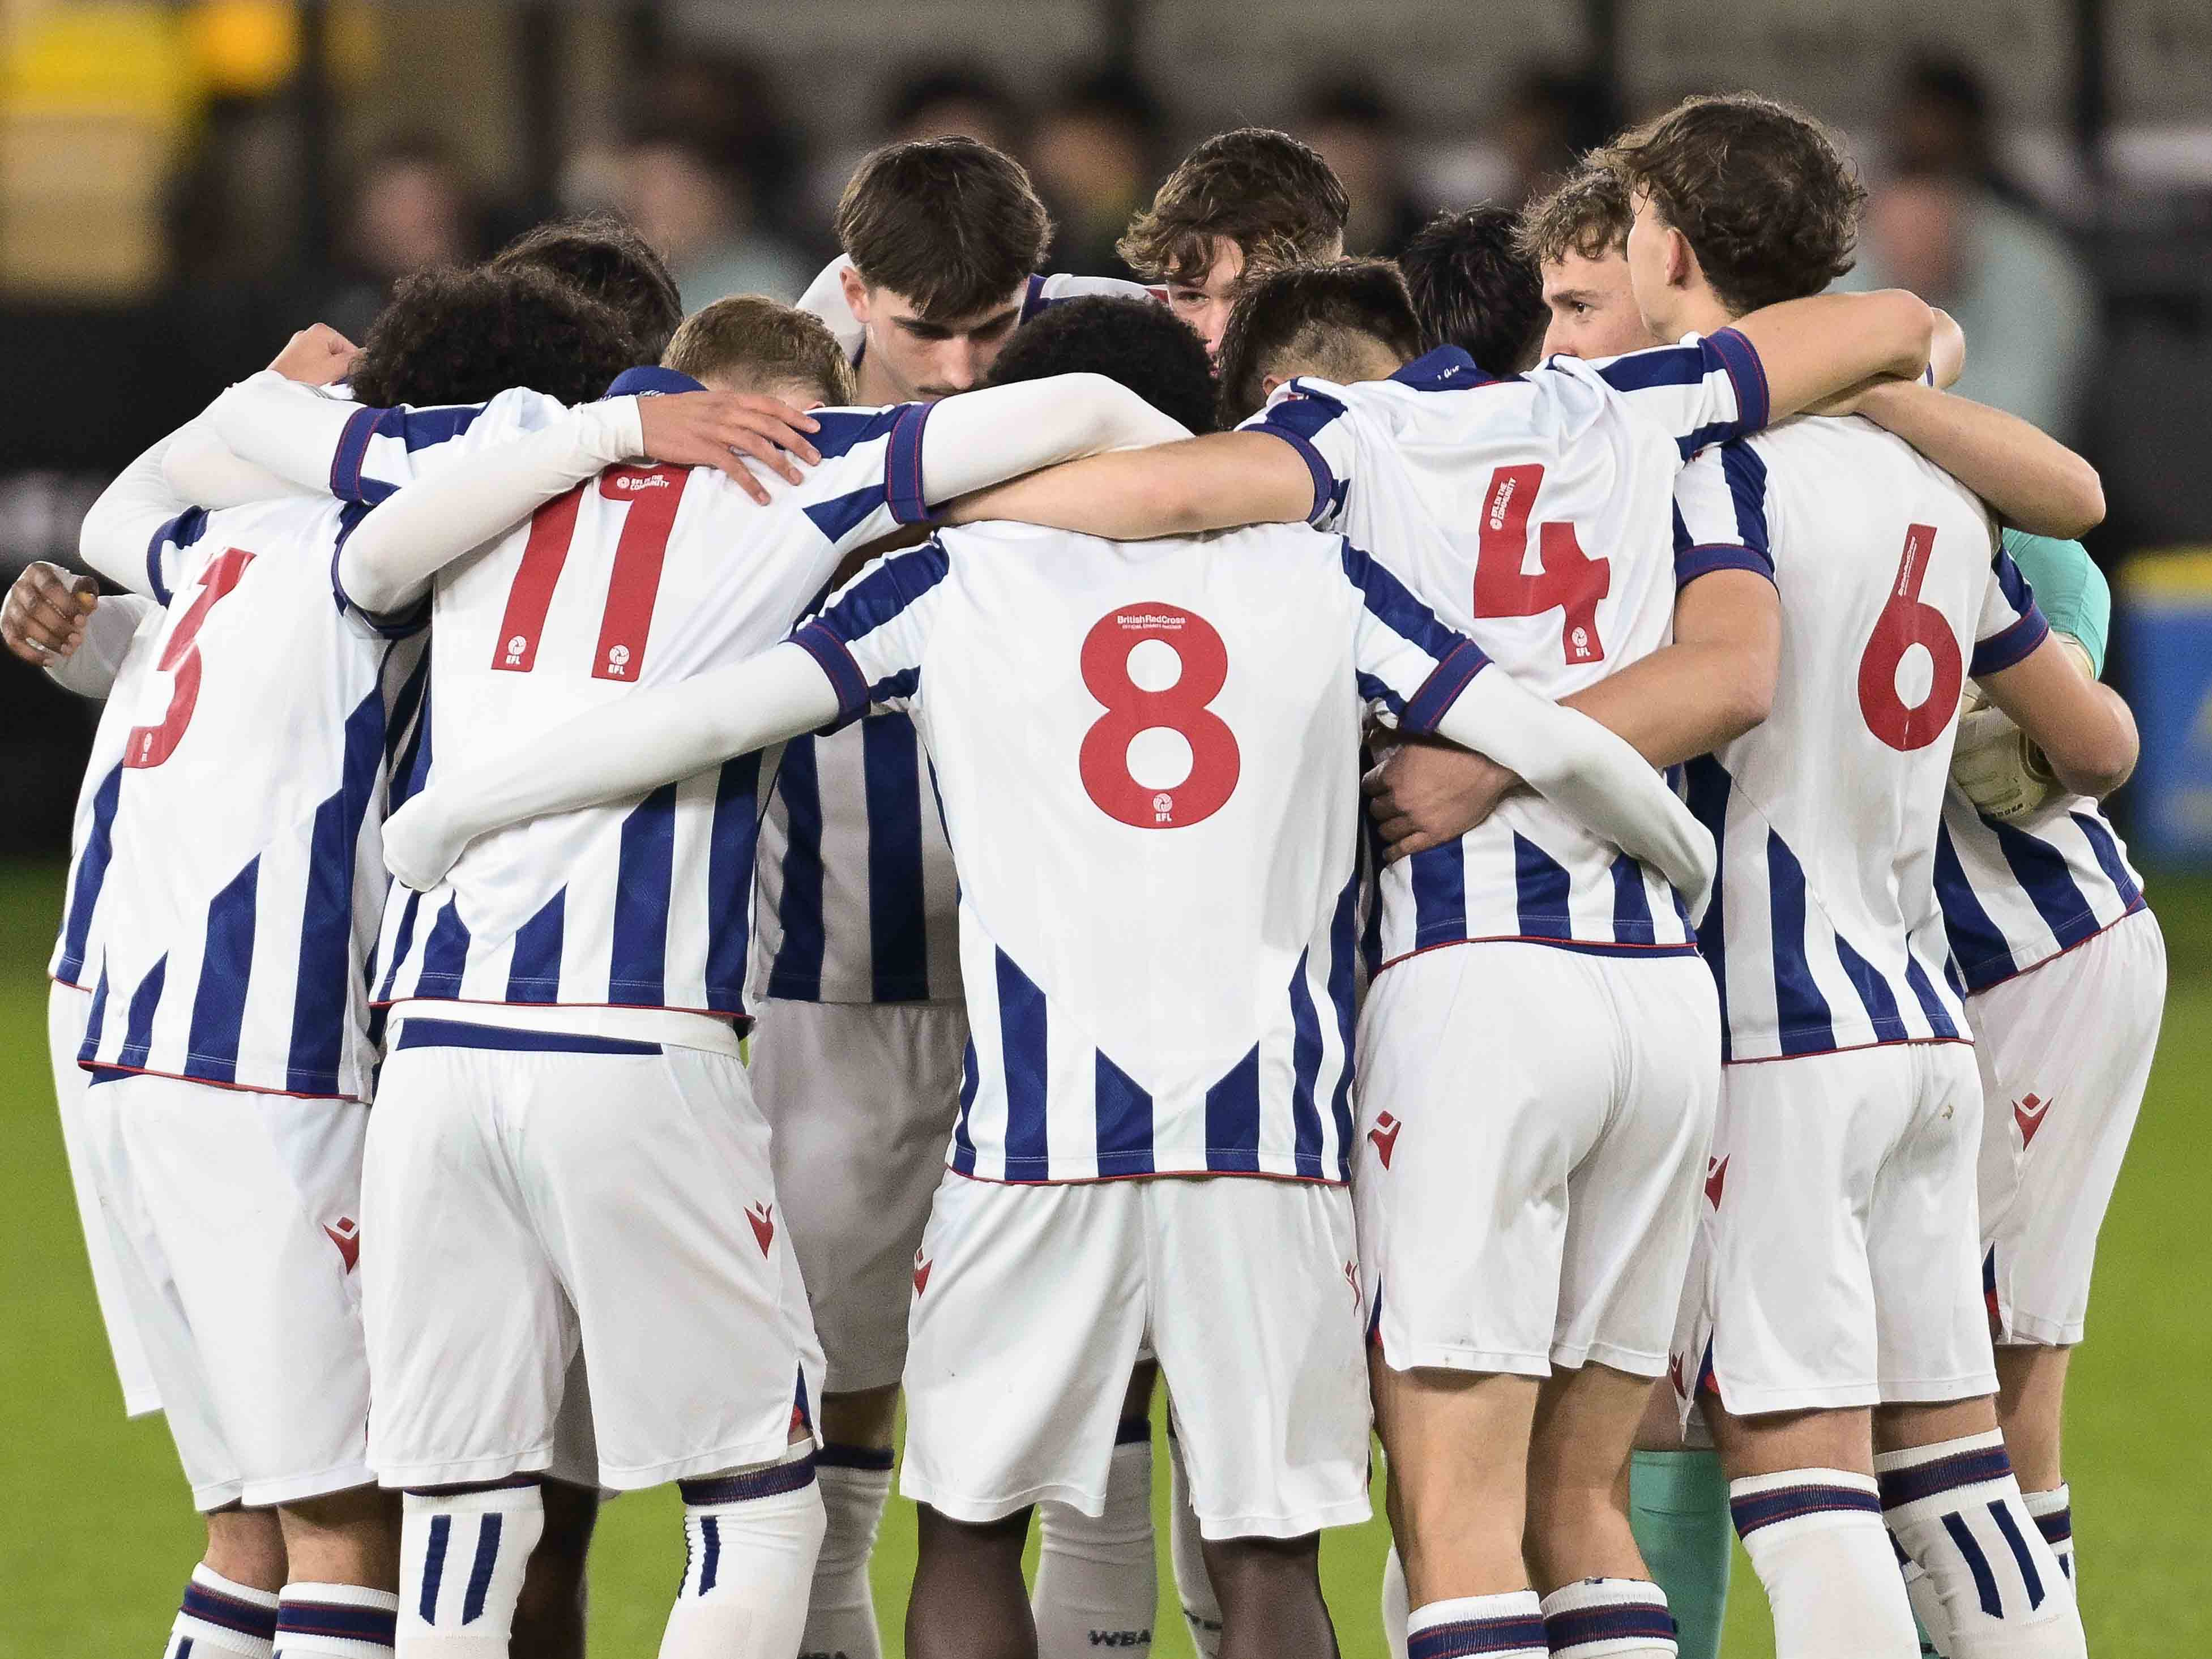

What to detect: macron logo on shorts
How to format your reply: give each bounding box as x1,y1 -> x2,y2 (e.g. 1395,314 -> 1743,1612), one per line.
913,1250 -> 932,1295
746,1203 -> 775,1256
1367,1111 -> 1403,1169
2013,1093 -> 2053,1148
323,1216 -> 360,1274
1705,1155 -> 1729,1208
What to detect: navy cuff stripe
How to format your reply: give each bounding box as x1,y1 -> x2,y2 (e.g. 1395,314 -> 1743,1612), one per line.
180,1582 -> 279,1638
2035,1507 -> 2072,1543
680,1455 -> 818,1507
816,1442 -> 896,1472
1708,326 -> 1770,432
1878,1444 -> 2014,1511
1971,607 -> 2051,678
885,401 -> 936,524
1543,1604 -> 1678,1647
1402,639 -> 1491,733
394,1018 -> 662,1057
1256,423 -> 1338,526
332,404 -> 387,502
1407,1614 -> 1550,1657
277,1601 -> 399,1641
1731,1482 -> 1883,1536
1675,543 -> 1777,587
790,622 -> 871,725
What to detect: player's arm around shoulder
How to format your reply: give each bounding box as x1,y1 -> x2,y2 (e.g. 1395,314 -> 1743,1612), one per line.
943,430 -> 1317,539
1731,288 -> 1941,426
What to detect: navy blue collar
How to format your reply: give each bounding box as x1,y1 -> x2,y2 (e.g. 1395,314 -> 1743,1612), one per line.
605,365 -> 705,398
1389,345 -> 1497,392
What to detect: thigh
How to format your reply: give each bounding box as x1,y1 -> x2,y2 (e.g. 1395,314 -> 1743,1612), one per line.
1557,956 -> 1721,1376
752,998 -> 967,1393
901,1173 -> 1147,1524
523,1045 -> 822,1489
1149,1177 -> 1371,1542
108,1074 -> 374,1507
1356,946 -> 1611,1378
363,1044 -> 570,1490
1869,1044 -> 1997,1404
1701,1051 -> 1908,1417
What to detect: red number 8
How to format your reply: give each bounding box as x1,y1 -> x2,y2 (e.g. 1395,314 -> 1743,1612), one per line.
1857,523 -> 1963,752
1078,603 -> 1241,829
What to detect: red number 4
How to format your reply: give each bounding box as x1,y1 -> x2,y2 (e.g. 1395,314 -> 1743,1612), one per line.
1857,522 -> 1963,751
1472,463 -> 1609,665
1078,603 -> 1241,830
492,464 -> 690,679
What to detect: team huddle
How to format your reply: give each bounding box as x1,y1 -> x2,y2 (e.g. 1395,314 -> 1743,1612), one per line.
12,87 -> 2163,1659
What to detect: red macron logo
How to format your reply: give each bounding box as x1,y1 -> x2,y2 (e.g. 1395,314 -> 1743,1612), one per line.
324,1216 -> 360,1274
2013,1093 -> 2054,1148
1669,1353 -> 1688,1399
745,1203 -> 775,1256
913,1251 -> 932,1295
1705,1156 -> 1729,1209
1343,1260 -> 1361,1309
1368,1112 -> 1403,1169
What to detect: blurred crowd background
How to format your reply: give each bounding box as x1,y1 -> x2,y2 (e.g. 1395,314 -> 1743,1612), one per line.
3,0 -> 2211,861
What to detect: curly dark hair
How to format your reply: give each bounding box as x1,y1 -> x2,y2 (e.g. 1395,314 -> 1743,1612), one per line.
1118,127 -> 1348,287
490,214 -> 682,361
983,295 -> 1216,437
348,263 -> 641,409
1214,259 -> 1423,424
1606,92 -> 1864,315
1515,161 -> 1633,270
1399,207 -> 1547,373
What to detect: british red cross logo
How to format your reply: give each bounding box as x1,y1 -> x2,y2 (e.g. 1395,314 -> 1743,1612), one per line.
745,1203 -> 775,1256
1368,1112 -> 1403,1170
2013,1093 -> 2054,1148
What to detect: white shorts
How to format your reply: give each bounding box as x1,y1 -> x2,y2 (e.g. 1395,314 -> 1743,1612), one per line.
79,1069 -> 374,1511
748,997 -> 968,1393
49,980 -> 160,1416
1357,944 -> 1719,1379
1675,1041 -> 1996,1422
362,1019 -> 823,1491
902,1171 -> 1371,1541
1973,911 -> 2166,1346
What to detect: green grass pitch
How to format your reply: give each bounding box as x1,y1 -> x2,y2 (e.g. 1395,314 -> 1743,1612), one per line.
5,859 -> 2205,1654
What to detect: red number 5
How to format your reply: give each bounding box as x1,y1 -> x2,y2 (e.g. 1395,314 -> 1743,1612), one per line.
126,548 -> 254,769
1473,463 -> 1609,664
1857,523 -> 1963,751
1078,604 -> 1241,829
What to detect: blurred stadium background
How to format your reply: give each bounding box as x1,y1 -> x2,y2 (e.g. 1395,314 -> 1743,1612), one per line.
2,1 -> 2207,1652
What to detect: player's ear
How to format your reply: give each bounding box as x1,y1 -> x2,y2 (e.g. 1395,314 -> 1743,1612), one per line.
839,264 -> 873,324
1664,225 -> 1697,292
1261,373 -> 1288,399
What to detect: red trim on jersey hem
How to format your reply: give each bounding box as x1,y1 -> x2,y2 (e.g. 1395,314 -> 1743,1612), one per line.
1958,899 -> 2151,997
1721,1034 -> 1974,1068
374,994 -> 753,1036
1374,935 -> 1703,976
49,973 -> 89,993
73,1059 -> 366,1103
942,1165 -> 1348,1190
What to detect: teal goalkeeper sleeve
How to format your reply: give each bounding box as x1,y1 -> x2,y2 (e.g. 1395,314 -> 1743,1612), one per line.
2000,529 -> 2109,674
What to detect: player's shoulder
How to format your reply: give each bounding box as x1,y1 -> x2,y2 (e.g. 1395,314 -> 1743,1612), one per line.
1024,272 -> 1164,315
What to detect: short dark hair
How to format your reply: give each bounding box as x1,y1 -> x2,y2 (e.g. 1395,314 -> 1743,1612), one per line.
492,214 -> 682,361
1608,93 -> 1865,314
834,138 -> 1052,322
1214,259 -> 1423,424
348,263 -> 640,409
663,296 -> 856,404
983,296 -> 1216,438
1399,207 -> 1547,373
1118,127 -> 1349,287
1515,163 -> 1633,269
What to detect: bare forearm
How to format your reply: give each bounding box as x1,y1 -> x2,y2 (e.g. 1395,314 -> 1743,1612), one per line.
1561,643 -> 1771,768
1853,382 -> 2104,537
945,431 -> 1313,538
1740,289 -> 1936,424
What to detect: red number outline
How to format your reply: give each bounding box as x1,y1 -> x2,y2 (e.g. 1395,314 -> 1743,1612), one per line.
490,465 -> 691,678
1471,463 -> 1609,665
1077,603 -> 1241,830
1856,523 -> 1963,752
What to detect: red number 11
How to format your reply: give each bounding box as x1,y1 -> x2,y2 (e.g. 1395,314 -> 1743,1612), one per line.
490,464 -> 690,679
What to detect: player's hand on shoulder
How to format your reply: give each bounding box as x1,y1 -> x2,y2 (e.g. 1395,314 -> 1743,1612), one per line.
382,792 -> 469,892
1951,695 -> 2058,822
267,323 -> 358,386
1366,733 -> 1521,862
636,390 -> 824,506
3,562 -> 97,665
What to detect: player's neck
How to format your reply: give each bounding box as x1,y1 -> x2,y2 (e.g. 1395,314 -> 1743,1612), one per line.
855,344 -> 902,408
1662,282 -> 1739,343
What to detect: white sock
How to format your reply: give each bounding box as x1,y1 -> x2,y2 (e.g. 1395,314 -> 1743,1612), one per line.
1902,1553 -> 1955,1657
1166,1425 -> 1222,1658
274,1584 -> 399,1658
396,1485 -> 545,1657
2021,1487 -> 2073,1584
1033,1429 -> 1157,1656
1540,1577 -> 1677,1657
167,1563 -> 281,1658
1876,1435 -> 2083,1659
1730,1469 -> 1918,1659
1381,1546 -> 1410,1658
659,1457 -> 827,1659
1406,1590 -> 1549,1658
804,1448 -> 892,1659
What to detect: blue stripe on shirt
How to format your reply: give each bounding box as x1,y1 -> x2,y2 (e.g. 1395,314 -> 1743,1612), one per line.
608,784 -> 677,1007
186,857 -> 259,1084
1094,1051 -> 1154,1178
506,890 -> 566,1002
1766,830 -> 1836,1054
55,764 -> 122,984
1203,1043 -> 1263,1174
997,948 -> 1051,1179
764,738 -> 827,1002
861,715 -> 930,1000
287,686 -> 385,1091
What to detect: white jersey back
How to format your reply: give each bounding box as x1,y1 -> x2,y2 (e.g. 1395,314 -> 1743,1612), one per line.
1241,337 -> 1771,962
793,520 -> 1486,1183
50,600 -> 170,990
1686,416 -> 2049,1060
375,388 -> 936,1025
755,262 -> 1163,1007
1936,791 -> 2145,994
80,497 -> 425,1099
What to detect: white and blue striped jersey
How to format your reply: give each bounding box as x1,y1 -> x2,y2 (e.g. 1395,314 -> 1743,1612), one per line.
1684,416 -> 2049,1061
49,600 -> 171,990
1936,794 -> 2146,995
1240,337 -> 1773,967
754,262 -> 1162,1006
78,497 -> 428,1100
375,370 -> 938,1029
789,519 -> 1489,1184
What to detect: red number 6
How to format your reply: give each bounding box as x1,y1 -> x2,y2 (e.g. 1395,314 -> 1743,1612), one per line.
1857,522 -> 1963,752
1077,604 -> 1241,829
